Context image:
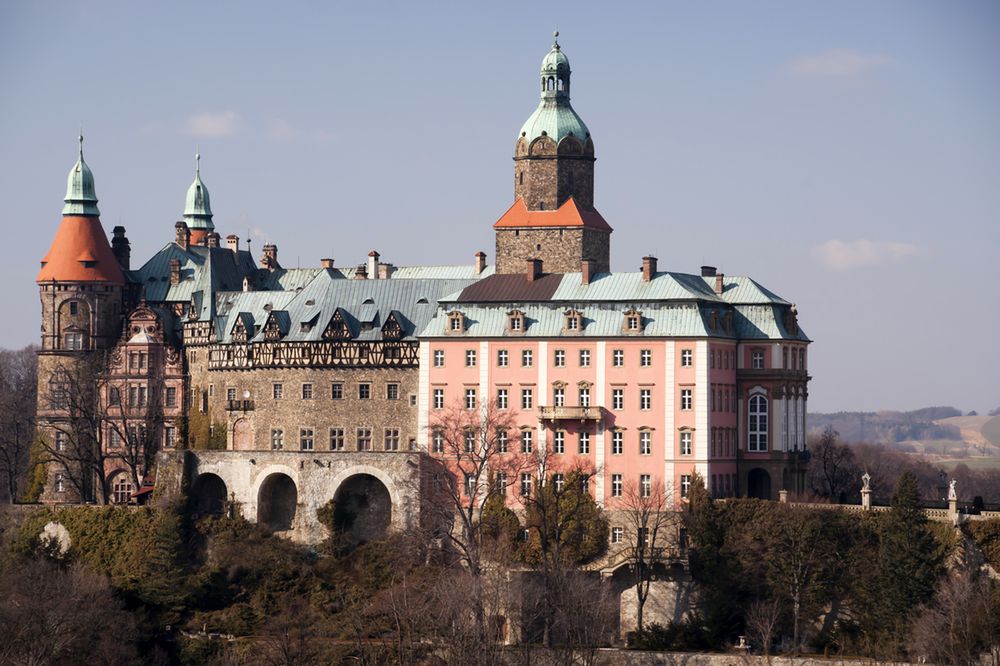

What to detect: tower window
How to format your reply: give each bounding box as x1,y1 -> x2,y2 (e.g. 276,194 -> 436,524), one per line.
69,301 -> 79,315
519,171 -> 523,186
536,244 -> 541,251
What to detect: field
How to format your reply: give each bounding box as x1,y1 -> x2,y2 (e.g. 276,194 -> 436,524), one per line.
935,457 -> 1000,472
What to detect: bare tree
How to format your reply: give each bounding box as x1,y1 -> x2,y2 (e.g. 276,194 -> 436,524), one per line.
0,346 -> 37,502
620,477 -> 677,633
745,598 -> 782,658
806,426 -> 858,502
910,562 -> 997,666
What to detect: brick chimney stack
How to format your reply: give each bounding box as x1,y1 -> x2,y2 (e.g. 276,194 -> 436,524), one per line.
367,250 -> 380,279
700,265 -> 717,277
169,259 -> 181,285
475,251 -> 487,274
175,221 -> 190,250
642,256 -> 657,282
527,258 -> 543,282
354,265 -> 367,280
714,273 -> 725,295
320,258 -> 335,269
261,244 -> 279,269
226,234 -> 239,254
206,232 -> 220,248
581,258 -> 595,285
111,226 -> 131,271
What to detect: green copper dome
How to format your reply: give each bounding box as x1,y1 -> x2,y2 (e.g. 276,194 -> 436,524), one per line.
518,33 -> 591,145
62,135 -> 100,216
183,153 -> 214,231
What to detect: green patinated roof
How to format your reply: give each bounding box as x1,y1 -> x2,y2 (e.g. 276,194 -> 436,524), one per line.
518,36 -> 591,145
62,135 -> 100,216
183,153 -> 214,230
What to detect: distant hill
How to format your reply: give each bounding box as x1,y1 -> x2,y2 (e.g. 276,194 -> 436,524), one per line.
808,407 -> 963,444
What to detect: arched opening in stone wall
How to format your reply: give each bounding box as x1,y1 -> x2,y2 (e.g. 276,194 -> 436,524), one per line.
233,418 -> 253,450
747,468 -> 772,500
332,474 -> 391,546
192,473 -> 228,516
258,473 -> 297,532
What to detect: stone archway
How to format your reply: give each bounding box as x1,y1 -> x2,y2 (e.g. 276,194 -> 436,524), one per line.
233,418 -> 253,450
258,473 -> 297,532
748,468 -> 772,500
331,474 -> 392,545
192,472 -> 227,516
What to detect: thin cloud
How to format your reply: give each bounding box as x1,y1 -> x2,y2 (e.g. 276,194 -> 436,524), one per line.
813,239 -> 923,271
785,49 -> 894,78
185,111 -> 242,138
268,119 -> 300,142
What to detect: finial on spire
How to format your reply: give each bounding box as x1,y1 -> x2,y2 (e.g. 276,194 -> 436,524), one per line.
553,28 -> 560,50
195,149 -> 201,177
78,131 -> 84,159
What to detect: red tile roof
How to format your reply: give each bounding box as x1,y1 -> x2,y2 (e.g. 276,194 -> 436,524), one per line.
493,197 -> 613,232
37,215 -> 125,284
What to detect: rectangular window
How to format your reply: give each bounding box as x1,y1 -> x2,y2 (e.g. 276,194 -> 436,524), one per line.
521,388 -> 533,409
496,471 -> 508,493
681,431 -> 692,455
639,431 -> 651,455
55,431 -> 67,452
681,389 -> 692,410
432,429 -> 444,453
612,349 -> 624,367
681,474 -> 692,498
510,315 -> 522,331
433,388 -> 444,409
724,351 -> 730,370
386,383 -> 399,400
752,350 -> 765,369
433,349 -> 445,367
138,386 -> 147,407
497,429 -> 509,454
497,388 -> 508,409
612,474 -> 623,497
520,429 -> 533,453
578,431 -> 590,454
464,388 -> 477,409
641,474 -> 652,498
165,426 -> 176,448
612,388 -> 624,410
271,428 -> 284,450
385,428 -> 400,451
520,472 -> 532,497
464,430 -> 475,453
300,428 -> 314,451
554,386 -> 565,406
108,429 -> 121,448
554,349 -> 565,367
357,428 -> 372,451
331,382 -> 344,399
640,349 -> 652,367
711,351 -> 716,369
330,428 -> 345,450
681,349 -> 693,367
226,387 -> 237,402
359,383 -> 371,400
55,474 -> 65,493
553,430 -> 565,454
553,473 -> 565,493
273,383 -> 283,400
109,387 -> 121,406
579,387 -> 590,407
65,332 -> 83,350
612,430 -> 623,455
579,349 -> 591,367
165,386 -> 177,408
612,526 -> 624,544
497,349 -> 509,367
302,383 -> 314,400
522,349 -> 533,367
466,349 -> 477,367
640,388 -> 652,410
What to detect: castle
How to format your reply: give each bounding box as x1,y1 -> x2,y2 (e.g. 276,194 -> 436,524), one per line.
35,36 -> 810,543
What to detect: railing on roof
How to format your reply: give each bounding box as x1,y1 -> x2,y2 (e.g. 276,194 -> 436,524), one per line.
537,405 -> 602,422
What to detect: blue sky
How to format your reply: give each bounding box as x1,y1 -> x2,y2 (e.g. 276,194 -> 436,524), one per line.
1,1 -> 998,413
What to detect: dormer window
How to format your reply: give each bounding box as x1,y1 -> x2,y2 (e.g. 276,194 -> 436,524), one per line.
623,308 -> 644,334
563,309 -> 583,334
507,310 -> 525,335
446,311 -> 465,335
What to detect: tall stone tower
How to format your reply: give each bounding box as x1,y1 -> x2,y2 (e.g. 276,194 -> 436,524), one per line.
36,136 -> 127,502
495,33 -> 612,274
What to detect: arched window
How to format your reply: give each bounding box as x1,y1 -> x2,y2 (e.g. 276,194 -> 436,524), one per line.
557,78 -> 565,91
547,76 -> 555,91
748,395 -> 768,452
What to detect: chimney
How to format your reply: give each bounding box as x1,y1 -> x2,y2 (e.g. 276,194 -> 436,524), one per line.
700,265 -> 717,277
475,251 -> 487,274
354,265 -> 367,280
169,259 -> 181,285
175,221 -> 190,250
367,250 -> 380,279
527,258 -> 543,282
111,226 -> 131,271
206,232 -> 221,249
320,258 -> 335,269
226,234 -> 239,254
642,256 -> 657,282
581,258 -> 595,285
261,244 -> 279,269
378,262 -> 393,279
714,273 -> 725,295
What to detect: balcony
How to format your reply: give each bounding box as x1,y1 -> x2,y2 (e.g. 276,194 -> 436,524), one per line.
225,399 -> 255,412
538,405 -> 602,422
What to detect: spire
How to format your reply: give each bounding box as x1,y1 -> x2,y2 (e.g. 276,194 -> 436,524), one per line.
62,133 -> 100,216
517,33 -> 590,146
183,151 -> 214,232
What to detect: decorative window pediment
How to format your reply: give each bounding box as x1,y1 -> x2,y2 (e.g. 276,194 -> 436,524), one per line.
506,310 -> 526,335
446,310 -> 466,335
323,309 -> 353,340
563,309 -> 584,334
622,308 -> 644,334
